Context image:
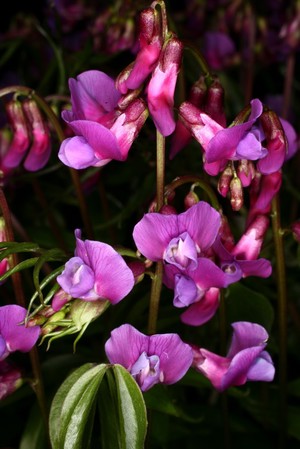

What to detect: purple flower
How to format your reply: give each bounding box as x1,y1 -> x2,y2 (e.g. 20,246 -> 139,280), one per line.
57,229 -> 134,303
105,324 -> 193,391
133,201 -> 221,270
180,288 -> 221,326
58,71 -> 148,169
0,305 -> 40,361
192,321 -> 275,391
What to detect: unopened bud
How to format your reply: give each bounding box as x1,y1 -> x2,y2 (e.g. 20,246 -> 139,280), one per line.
230,176 -> 243,211
257,108 -> 286,174
204,77 -> 226,127
189,76 -> 207,108
237,159 -> 255,187
52,288 -> 72,312
2,100 -> 30,169
291,221 -> 300,243
184,190 -> 199,209
160,35 -> 183,73
22,99 -> 51,171
127,260 -> 145,284
159,204 -> 177,214
218,165 -> 233,197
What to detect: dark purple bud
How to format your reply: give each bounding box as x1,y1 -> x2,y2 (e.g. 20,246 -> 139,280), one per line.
204,77 -> 226,127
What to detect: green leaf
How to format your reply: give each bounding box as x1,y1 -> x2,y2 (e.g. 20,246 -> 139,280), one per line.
0,257 -> 38,283
226,282 -> 274,331
112,364 -> 148,449
98,365 -> 147,449
49,363 -> 107,449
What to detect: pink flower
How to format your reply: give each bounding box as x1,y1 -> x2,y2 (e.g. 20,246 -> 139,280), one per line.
0,305 -> 40,361
105,324 -> 193,391
57,229 -> 134,303
58,71 -> 148,169
133,201 -> 221,270
193,322 -> 275,391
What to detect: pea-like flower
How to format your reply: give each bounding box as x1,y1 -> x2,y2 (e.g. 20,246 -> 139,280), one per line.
57,229 -> 134,303
105,324 -> 193,391
133,201 -> 221,271
192,321 -> 275,391
58,70 -> 148,169
0,305 -> 40,361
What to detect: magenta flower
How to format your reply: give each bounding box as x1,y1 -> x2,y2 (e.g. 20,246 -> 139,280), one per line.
192,321 -> 275,391
163,258 -> 229,309
57,229 -> 134,303
58,71 -> 148,169
0,305 -> 40,361
133,201 -> 221,270
180,288 -> 221,326
212,232 -> 272,283
105,324 -> 193,391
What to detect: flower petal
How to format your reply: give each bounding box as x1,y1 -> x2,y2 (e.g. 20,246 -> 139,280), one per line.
179,202 -> 221,252
84,240 -> 134,304
133,212 -> 179,261
148,333 -> 193,384
180,288 -> 220,326
105,324 -> 149,368
227,322 -> 268,357
0,305 -> 40,356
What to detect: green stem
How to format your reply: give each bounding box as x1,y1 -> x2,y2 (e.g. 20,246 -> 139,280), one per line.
164,175 -> 220,211
219,290 -> 231,449
271,194 -> 287,448
148,131 -> 165,334
182,41 -> 213,82
147,261 -> 164,335
156,131 -> 165,211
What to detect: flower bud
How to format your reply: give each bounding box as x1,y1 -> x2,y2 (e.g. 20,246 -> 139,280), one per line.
118,6 -> 162,93
127,260 -> 145,284
2,100 -> 30,169
204,77 -> 226,127
257,109 -> 287,174
291,221 -> 300,243
184,190 -> 199,209
159,204 -> 177,214
69,299 -> 109,329
22,99 -> 51,171
230,176 -> 243,211
237,159 -> 255,187
218,165 -> 233,197
52,288 -> 73,312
